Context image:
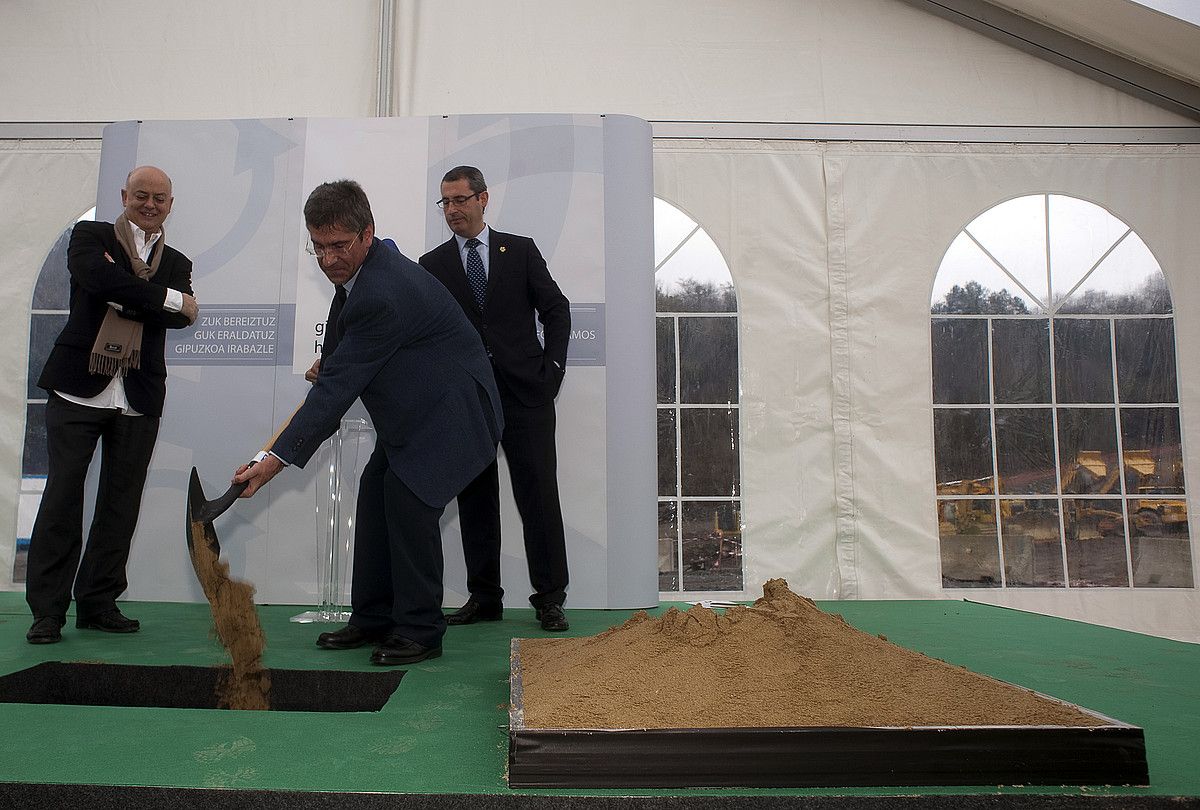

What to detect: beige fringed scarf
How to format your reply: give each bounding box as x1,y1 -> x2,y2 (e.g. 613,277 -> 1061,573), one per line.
88,213 -> 164,377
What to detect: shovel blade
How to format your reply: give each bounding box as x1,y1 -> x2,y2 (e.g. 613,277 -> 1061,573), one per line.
186,467 -> 225,604
189,468 -> 249,525
186,467 -> 223,557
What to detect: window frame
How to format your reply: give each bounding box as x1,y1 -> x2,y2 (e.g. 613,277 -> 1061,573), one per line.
931,193 -> 1191,591
654,197 -> 745,596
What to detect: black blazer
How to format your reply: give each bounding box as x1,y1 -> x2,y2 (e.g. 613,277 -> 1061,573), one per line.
37,220 -> 194,417
420,229 -> 570,408
274,240 -> 503,509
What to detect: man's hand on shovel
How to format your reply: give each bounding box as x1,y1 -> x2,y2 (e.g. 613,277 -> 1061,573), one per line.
187,408 -> 301,581
233,453 -> 285,498
189,405 -> 300,526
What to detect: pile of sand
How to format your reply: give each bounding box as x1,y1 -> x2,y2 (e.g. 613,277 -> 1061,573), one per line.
189,522 -> 271,711
517,579 -> 1104,730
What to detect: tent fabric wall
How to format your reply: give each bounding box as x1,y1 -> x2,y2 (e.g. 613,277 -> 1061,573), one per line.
0,141 -> 100,580
4,138 -> 1196,640
832,143 -> 1200,627
654,143 -> 842,599
656,138 -> 1200,641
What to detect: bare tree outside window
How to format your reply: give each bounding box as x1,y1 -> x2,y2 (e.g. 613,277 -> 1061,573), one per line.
655,198 -> 742,594
931,194 -> 1191,590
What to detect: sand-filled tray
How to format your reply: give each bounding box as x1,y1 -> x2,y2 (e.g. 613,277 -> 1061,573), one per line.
507,581 -> 1148,788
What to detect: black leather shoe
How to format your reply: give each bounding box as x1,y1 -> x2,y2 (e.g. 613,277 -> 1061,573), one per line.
316,624 -> 390,650
370,635 -> 442,666
536,603 -> 569,632
446,598 -> 503,626
76,608 -> 139,633
27,616 -> 64,644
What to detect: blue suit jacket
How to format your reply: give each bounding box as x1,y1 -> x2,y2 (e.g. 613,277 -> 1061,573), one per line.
274,239 -> 503,508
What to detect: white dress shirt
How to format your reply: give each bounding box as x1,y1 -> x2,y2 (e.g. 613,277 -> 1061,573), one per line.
455,225 -> 491,279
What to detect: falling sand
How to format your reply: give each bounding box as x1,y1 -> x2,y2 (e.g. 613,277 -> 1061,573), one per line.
188,520 -> 271,710
517,579 -> 1107,730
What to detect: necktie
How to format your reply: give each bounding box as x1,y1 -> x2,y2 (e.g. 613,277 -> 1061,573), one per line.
464,238 -> 487,311
321,285 -> 348,359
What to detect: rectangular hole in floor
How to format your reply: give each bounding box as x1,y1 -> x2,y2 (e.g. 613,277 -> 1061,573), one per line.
0,662 -> 403,712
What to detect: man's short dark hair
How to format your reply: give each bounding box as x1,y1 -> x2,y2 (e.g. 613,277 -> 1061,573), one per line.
442,166 -> 487,195
304,180 -> 375,233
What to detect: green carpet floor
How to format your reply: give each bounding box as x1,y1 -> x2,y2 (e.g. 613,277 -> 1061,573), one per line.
0,593 -> 1196,799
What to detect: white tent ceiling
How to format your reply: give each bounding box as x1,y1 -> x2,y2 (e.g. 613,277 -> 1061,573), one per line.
3,0 -> 1199,127
899,0 -> 1200,122
989,0 -> 1200,85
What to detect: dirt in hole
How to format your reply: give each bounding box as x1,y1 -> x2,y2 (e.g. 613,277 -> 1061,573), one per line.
188,520 -> 271,710
517,578 -> 1108,730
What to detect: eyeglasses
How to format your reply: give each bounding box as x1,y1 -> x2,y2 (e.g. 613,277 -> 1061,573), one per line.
435,192 -> 481,209
306,233 -> 360,258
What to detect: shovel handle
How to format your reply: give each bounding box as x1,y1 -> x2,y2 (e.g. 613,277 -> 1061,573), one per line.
260,403 -> 303,454
193,404 -> 303,525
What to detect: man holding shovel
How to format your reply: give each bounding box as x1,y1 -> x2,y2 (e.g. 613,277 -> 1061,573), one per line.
233,179 -> 502,666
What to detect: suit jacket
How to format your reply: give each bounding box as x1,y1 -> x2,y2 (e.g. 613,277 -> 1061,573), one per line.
274,239 -> 503,509
37,219 -> 194,417
419,229 -> 570,408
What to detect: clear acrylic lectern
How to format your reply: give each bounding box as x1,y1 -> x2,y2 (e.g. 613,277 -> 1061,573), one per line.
290,417 -> 374,623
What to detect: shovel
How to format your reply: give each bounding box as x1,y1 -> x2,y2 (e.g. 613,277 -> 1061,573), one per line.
188,467 -> 250,528
186,407 -> 301,560
186,469 -> 227,566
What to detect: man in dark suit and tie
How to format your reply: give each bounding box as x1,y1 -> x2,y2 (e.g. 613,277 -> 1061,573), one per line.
26,165 -> 199,644
235,179 -> 503,665
419,166 -> 572,632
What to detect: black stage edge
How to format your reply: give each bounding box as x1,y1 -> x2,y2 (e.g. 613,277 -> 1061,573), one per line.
507,725 -> 1148,789
507,641 -> 1149,789
0,662 -> 403,712
0,785 -> 1195,810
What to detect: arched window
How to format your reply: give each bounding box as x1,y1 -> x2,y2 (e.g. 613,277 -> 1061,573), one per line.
13,207 -> 95,583
931,194 -> 1191,589
654,198 -> 742,593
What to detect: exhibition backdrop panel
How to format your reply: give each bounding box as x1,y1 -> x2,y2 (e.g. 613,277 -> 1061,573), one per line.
17,115 -> 656,609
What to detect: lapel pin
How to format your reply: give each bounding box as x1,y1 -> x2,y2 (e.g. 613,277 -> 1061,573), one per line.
499,246 -> 506,253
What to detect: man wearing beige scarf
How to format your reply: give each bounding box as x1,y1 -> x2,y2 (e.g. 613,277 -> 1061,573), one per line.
26,166 -> 199,645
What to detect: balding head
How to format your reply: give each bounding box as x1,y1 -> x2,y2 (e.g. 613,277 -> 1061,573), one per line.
121,165 -> 174,234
